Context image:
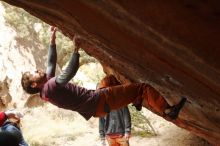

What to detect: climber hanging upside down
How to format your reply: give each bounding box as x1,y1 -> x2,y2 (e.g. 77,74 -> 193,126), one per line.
21,26 -> 186,120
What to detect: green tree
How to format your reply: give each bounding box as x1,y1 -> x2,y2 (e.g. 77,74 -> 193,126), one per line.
2,2 -> 96,68
129,105 -> 157,137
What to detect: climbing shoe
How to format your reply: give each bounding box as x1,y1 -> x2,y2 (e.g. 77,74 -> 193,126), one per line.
166,97 -> 187,119
132,103 -> 142,111
132,97 -> 143,111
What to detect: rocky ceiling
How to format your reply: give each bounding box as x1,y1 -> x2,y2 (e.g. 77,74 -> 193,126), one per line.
2,0 -> 220,144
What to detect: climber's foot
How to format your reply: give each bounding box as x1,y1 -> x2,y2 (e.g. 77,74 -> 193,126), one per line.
132,103 -> 142,111
166,97 -> 187,119
132,98 -> 143,111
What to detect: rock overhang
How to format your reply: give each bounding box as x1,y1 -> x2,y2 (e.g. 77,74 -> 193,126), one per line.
1,0 -> 220,145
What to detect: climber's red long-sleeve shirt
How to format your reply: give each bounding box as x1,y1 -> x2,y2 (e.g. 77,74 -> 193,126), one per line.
0,112 -> 7,126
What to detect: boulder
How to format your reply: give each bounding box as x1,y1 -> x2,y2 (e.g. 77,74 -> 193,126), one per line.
2,0 -> 220,144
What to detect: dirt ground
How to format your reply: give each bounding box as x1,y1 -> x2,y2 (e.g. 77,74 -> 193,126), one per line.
20,105 -> 211,146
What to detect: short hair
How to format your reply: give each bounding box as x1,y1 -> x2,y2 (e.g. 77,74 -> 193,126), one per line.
0,131 -> 19,146
99,74 -> 121,89
21,71 -> 40,94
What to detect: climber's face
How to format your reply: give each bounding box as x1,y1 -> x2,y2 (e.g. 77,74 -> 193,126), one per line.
30,69 -> 46,85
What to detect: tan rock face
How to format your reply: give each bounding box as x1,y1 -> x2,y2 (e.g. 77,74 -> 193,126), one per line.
0,78 -> 12,110
2,0 -> 220,144
0,3 -> 47,109
25,94 -> 45,108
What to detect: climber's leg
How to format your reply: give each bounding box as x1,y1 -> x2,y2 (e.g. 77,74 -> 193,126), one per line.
99,83 -> 146,111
